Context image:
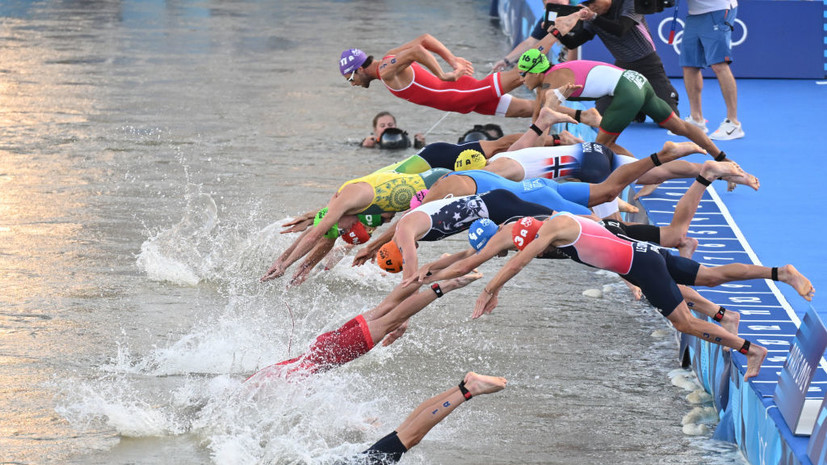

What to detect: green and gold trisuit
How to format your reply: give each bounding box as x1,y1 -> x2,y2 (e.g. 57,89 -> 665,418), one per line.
338,168 -> 449,214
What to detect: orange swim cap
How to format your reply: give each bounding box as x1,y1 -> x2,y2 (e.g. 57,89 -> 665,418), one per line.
376,241 -> 404,273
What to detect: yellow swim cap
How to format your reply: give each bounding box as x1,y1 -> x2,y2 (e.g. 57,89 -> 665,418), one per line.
454,149 -> 486,171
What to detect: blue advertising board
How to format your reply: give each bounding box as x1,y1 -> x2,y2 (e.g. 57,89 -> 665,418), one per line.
579,0 -> 825,79
809,394 -> 827,464
773,308 -> 827,435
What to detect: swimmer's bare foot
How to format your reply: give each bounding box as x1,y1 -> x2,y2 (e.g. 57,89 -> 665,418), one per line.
778,264 -> 815,301
558,130 -> 584,145
558,83 -> 582,100
657,141 -> 706,164
721,171 -> 760,192
537,106 -> 577,127
442,270 -> 484,292
721,309 -> 741,338
699,160 -> 741,180
462,372 -> 507,396
677,236 -> 698,258
635,183 -> 660,199
743,342 -> 768,381
617,198 -> 638,214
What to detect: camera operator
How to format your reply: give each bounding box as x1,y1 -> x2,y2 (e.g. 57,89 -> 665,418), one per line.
492,0 -> 578,72
555,0 -> 680,121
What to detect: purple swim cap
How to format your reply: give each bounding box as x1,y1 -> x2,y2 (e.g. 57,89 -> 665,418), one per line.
339,48 -> 368,75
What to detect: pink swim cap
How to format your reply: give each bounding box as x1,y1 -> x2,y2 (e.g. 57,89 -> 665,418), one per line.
409,189 -> 429,209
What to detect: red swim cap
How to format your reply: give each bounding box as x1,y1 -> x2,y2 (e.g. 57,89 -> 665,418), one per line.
341,221 -> 371,245
376,241 -> 403,273
511,217 -> 542,251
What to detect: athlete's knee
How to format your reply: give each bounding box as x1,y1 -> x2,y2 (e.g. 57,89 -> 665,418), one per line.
667,307 -> 694,333
694,270 -> 724,288
589,187 -> 617,205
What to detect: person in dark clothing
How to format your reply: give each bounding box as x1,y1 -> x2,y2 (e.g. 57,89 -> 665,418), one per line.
555,0 -> 681,120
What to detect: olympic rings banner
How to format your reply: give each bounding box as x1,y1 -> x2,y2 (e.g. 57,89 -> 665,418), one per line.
578,0 -> 825,79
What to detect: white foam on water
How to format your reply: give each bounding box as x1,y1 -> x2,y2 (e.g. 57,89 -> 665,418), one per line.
189,373 -> 390,463
687,389 -> 713,405
669,368 -> 702,391
54,374 -> 181,438
683,423 -> 710,436
53,298 -> 404,463
136,190 -> 218,286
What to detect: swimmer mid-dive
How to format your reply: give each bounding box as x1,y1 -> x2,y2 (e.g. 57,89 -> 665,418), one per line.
488,107 -> 760,197
261,167 -> 448,286
472,212 -> 813,380
247,270 -> 483,382
517,49 -> 732,163
341,30 -> 581,118
352,141 -> 708,274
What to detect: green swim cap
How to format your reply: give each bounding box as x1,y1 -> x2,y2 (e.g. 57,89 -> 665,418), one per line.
517,49 -> 550,74
314,207 -> 340,239
358,213 -> 383,228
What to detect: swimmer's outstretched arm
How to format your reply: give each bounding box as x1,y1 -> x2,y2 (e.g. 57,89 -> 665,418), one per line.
287,238 -> 337,288
280,209 -> 319,234
262,185 -> 372,282
472,229 -> 552,319
384,34 -> 473,83
267,226 -> 315,274
402,248 -> 476,287
424,226 -> 515,285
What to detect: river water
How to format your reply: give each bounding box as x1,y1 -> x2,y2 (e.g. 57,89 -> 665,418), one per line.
0,0 -> 747,463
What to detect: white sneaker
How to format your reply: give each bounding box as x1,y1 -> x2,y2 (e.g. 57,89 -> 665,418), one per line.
668,116 -> 707,136
710,119 -> 745,140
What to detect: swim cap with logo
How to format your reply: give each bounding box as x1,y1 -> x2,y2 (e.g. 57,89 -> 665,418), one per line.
468,218 -> 498,252
376,241 -> 403,273
358,213 -> 383,228
340,48 -> 368,75
518,49 -> 551,74
454,149 -> 486,171
409,189 -> 429,209
511,216 -> 542,250
341,221 -> 371,245
314,207 -> 340,239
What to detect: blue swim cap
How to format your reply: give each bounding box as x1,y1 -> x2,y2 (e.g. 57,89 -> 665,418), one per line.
468,218 -> 498,252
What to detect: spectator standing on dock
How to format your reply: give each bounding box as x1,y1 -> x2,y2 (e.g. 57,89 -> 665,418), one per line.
680,0 -> 744,140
